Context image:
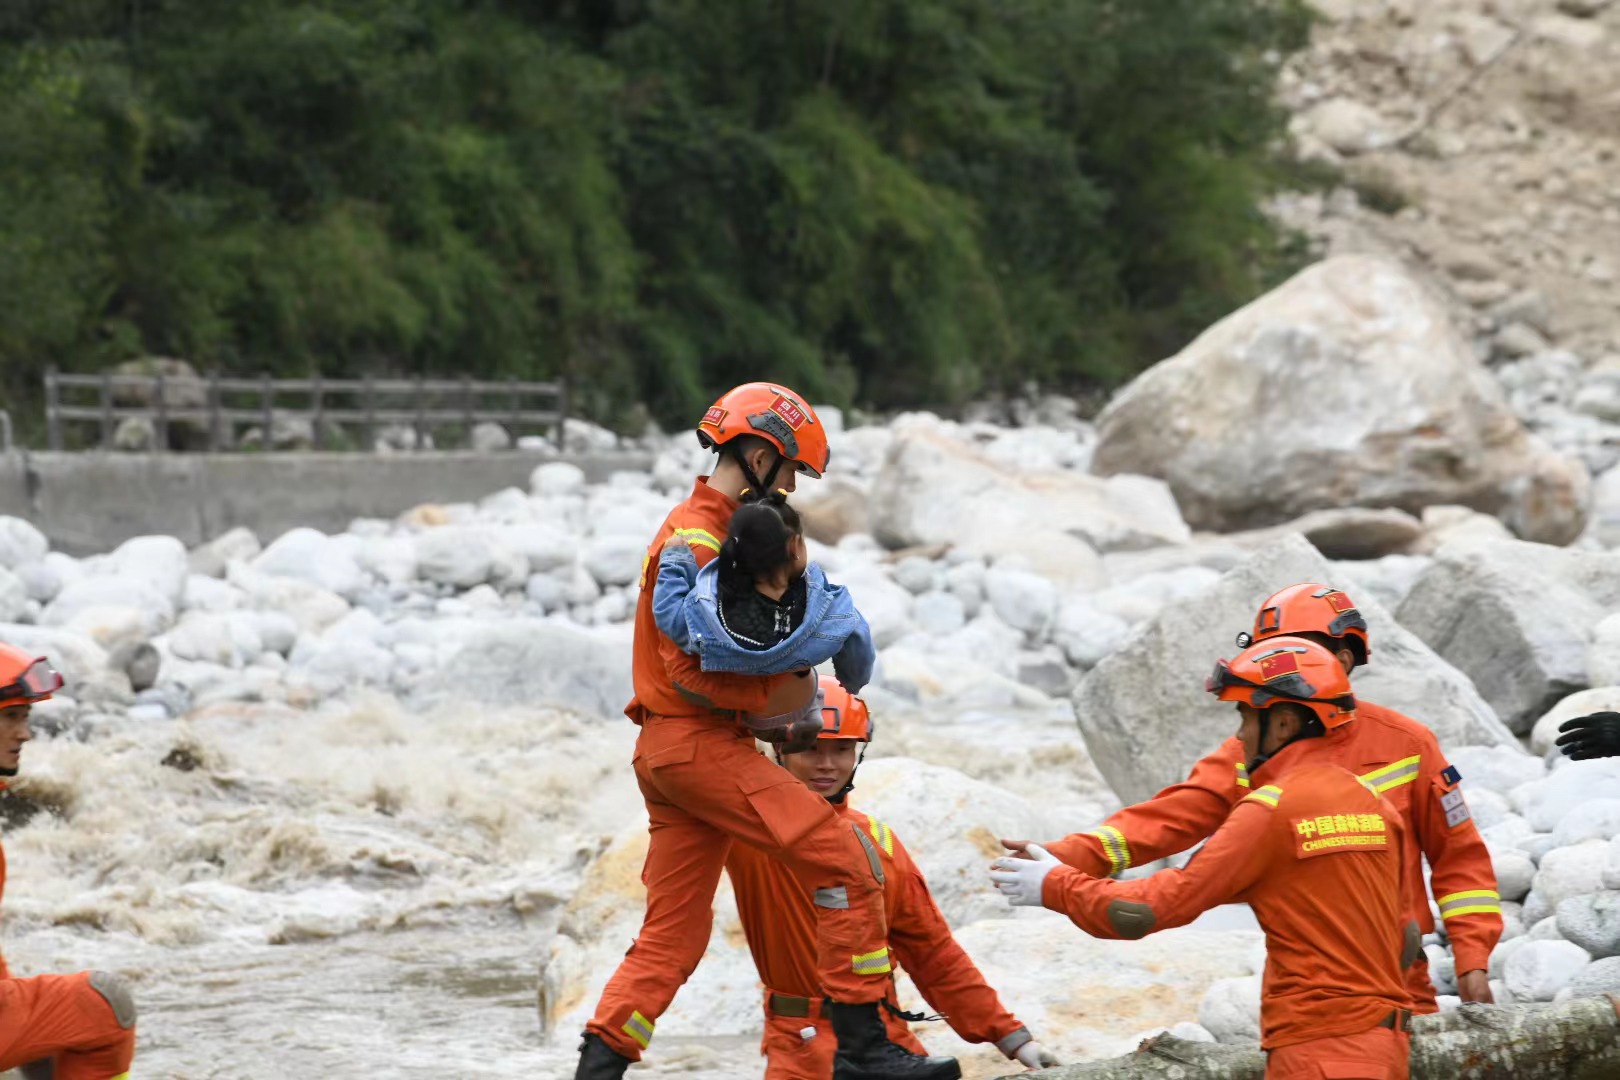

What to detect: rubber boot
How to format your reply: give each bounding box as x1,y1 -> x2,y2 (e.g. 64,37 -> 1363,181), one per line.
573,1032 -> 631,1080
828,1000 -> 961,1080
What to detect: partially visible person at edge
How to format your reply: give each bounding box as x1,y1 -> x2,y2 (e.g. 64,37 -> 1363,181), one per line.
576,383 -> 959,1080
0,644 -> 138,1080
1557,711 -> 1620,760
1004,583 -> 1502,1011
726,676 -> 1061,1078
653,490 -> 875,713
991,637 -> 1421,1080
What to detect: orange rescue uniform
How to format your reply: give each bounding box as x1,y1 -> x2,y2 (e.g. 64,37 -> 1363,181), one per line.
728,803 -> 1031,1078
0,822 -> 137,1079
587,478 -> 892,1062
1043,764 -> 1415,1077
1046,700 -> 1500,1010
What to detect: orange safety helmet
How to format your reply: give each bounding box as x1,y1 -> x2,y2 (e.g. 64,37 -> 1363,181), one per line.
1206,635 -> 1356,729
696,382 -> 830,479
0,643 -> 62,710
1242,582 -> 1370,667
816,675 -> 874,742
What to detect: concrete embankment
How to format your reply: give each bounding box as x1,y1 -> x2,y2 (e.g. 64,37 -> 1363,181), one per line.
0,449 -> 653,553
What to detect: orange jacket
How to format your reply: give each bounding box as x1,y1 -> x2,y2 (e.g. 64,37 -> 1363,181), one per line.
0,831 -> 8,979
626,477 -> 795,723
1047,700 -> 1502,975
726,802 -> 1030,1055
1042,764 -> 1413,1050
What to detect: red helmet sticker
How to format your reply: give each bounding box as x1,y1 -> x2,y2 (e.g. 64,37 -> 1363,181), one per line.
769,395 -> 807,430
701,406 -> 728,428
1257,649 -> 1302,682
1323,591 -> 1353,613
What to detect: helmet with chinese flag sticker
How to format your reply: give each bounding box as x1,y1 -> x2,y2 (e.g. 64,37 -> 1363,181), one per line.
0,643 -> 63,710
1206,635 -> 1355,729
817,675 -> 873,743
1240,582 -> 1370,667
696,383 -> 830,480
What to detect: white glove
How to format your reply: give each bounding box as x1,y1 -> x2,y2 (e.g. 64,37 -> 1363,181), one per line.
1015,1040 -> 1061,1070
989,842 -> 1060,907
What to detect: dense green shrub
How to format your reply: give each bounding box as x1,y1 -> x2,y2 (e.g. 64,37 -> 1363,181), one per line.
0,0 -> 1312,431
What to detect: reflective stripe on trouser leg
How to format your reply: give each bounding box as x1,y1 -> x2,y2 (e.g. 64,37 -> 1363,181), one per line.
622,1010 -> 655,1050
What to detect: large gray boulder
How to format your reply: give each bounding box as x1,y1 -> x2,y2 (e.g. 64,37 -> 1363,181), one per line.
1092,256 -> 1590,545
869,414 -> 1188,585
1396,540 -> 1620,733
1075,534 -> 1515,806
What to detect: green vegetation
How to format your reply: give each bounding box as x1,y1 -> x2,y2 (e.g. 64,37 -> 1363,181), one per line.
0,0 -> 1313,430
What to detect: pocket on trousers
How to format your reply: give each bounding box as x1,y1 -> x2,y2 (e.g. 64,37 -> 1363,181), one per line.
644,740 -> 699,771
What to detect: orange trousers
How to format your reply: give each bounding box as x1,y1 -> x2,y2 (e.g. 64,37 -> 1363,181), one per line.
760,993 -> 925,1080
0,972 -> 136,1079
1267,1026 -> 1409,1079
587,717 -> 890,1061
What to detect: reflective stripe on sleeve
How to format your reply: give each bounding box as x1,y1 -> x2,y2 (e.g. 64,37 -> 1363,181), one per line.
1437,889 -> 1501,921
851,947 -> 892,975
1245,785 -> 1283,808
1360,755 -> 1423,794
1235,762 -> 1251,789
1090,826 -> 1131,875
673,527 -> 722,553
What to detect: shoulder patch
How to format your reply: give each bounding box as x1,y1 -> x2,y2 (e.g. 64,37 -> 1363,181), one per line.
1441,764 -> 1462,787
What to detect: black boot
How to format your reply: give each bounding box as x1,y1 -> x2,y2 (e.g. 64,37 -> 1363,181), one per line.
574,1032 -> 631,1080
828,1000 -> 961,1080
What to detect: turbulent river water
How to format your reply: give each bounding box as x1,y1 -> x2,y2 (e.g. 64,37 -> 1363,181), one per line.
0,649 -> 1250,1078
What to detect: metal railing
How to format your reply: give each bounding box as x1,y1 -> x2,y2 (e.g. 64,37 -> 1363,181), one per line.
43,367 -> 568,452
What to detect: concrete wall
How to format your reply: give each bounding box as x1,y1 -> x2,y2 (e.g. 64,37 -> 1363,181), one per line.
0,449 -> 655,554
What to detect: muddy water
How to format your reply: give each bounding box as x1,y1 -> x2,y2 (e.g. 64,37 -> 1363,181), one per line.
0,692 -> 768,1077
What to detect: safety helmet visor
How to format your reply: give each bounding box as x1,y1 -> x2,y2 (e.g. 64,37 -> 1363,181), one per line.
0,658 -> 62,705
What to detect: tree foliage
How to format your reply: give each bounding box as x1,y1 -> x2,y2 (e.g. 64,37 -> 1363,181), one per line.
0,0 -> 1312,427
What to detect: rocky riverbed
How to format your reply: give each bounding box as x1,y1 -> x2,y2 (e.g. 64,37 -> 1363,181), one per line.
1,255 -> 1619,1077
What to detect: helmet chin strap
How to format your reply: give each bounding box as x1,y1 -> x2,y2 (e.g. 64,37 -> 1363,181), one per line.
732,444 -> 785,498
1248,707 -> 1316,773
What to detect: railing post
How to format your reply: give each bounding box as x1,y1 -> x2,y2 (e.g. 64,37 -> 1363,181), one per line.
100,370 -> 114,450
462,374 -> 474,445
413,374 -> 426,451
507,375 -> 519,441
45,366 -> 61,451
153,371 -> 169,453
208,370 -> 222,451
312,371 -> 325,450
556,367 -> 570,450
260,371 -> 273,451
363,373 -> 377,451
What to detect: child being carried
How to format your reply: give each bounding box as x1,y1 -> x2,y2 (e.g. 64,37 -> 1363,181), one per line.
653,492 -> 875,748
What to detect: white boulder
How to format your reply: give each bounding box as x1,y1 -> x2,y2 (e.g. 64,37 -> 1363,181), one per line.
1589,614 -> 1620,688
530,462 -> 586,497
1557,892 -> 1620,959
188,526 -> 262,578
0,568 -> 28,624
102,535 -> 189,608
0,518 -> 48,570
985,566 -> 1057,639
1504,939 -> 1592,1001
252,528 -> 366,599
1197,975 -> 1262,1044
1532,688 -> 1620,756
1533,840 -> 1611,908
1075,535 -> 1515,806
1092,256 -> 1589,545
1398,541 -> 1620,732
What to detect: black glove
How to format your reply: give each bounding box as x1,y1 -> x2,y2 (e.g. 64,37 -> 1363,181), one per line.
1556,712 -> 1620,760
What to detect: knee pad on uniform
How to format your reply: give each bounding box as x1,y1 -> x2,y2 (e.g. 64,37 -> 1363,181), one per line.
88,971 -> 137,1030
